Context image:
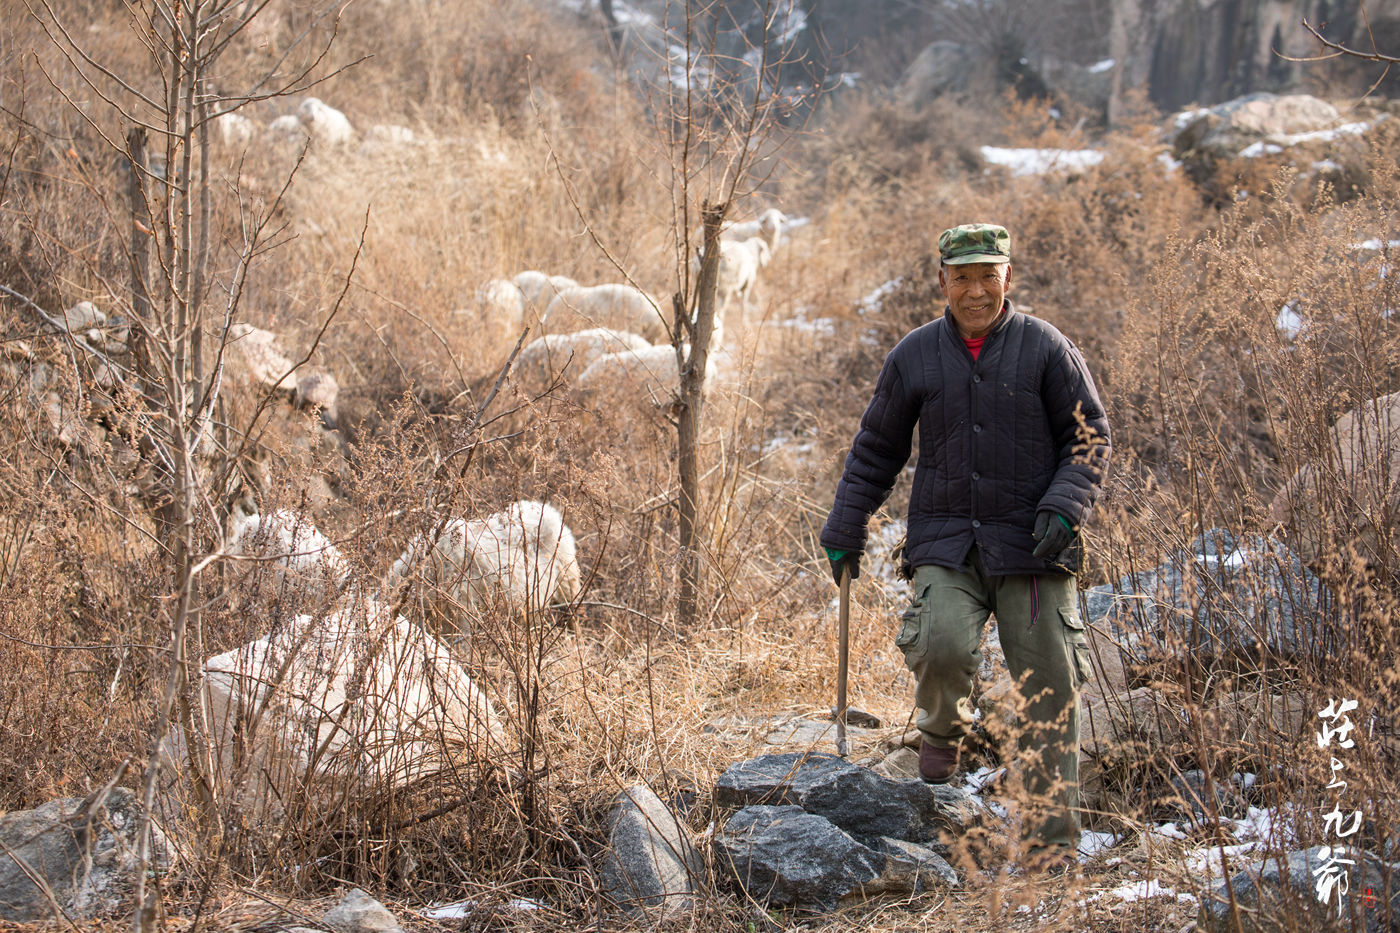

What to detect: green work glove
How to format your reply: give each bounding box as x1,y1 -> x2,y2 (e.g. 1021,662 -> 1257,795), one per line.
1031,510 -> 1075,560
824,547 -> 861,585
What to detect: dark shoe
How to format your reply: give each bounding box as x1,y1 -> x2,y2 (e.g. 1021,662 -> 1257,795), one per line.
918,741 -> 959,784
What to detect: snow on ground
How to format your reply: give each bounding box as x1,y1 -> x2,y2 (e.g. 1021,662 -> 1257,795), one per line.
1354,238 -> 1400,250
980,146 -> 1105,177
1277,302 -> 1304,338
1239,118 -> 1384,158
1088,878 -> 1199,906
421,898 -> 544,919
857,277 -> 903,315
1090,58 -> 1116,74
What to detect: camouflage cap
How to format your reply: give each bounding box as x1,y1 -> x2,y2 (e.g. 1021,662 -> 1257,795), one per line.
938,223 -> 1011,265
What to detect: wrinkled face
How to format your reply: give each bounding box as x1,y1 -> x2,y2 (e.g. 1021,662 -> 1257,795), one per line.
939,261 -> 1012,339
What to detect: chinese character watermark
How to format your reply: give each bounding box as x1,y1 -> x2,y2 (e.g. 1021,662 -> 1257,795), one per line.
1314,697 -> 1363,910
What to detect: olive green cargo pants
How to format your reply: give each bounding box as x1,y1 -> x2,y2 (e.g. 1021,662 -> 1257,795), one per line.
898,547 -> 1091,850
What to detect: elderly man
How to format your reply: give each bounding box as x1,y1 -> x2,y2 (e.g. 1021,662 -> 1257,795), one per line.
820,223 -> 1110,869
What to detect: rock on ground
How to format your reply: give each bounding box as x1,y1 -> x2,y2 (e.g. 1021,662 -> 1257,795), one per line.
1200,845 -> 1400,933
322,888 -> 404,933
1083,528 -> 1332,664
0,787 -> 166,922
600,783 -> 706,917
714,752 -> 978,843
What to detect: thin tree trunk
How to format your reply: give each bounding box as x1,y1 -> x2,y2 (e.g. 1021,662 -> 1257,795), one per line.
126,127 -> 153,391
676,199 -> 726,627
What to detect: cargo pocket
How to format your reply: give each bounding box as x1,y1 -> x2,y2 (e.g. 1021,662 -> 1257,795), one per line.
1058,607 -> 1093,689
896,581 -> 932,664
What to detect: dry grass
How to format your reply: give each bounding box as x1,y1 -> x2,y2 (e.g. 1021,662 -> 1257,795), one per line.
4,1 -> 1400,931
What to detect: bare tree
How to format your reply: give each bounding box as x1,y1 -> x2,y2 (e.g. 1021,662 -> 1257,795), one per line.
10,0 -> 359,925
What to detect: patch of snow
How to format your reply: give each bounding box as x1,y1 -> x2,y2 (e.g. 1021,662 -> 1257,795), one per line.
963,765 -> 1005,794
1173,107 -> 1210,130
1090,58 -> 1116,74
1353,239 -> 1400,251
1078,830 -> 1121,859
1241,118 -> 1384,159
857,277 -> 904,315
980,145 -> 1104,177
668,44 -> 713,92
1311,159 -> 1342,171
837,72 -> 861,89
420,898 -> 544,919
612,0 -> 652,24
1183,841 -> 1262,877
1092,879 -> 1198,905
1226,804 -> 1299,848
1158,152 -> 1182,174
1151,821 -> 1189,840
775,315 -> 835,338
772,2 -> 808,44
1277,302 -> 1304,339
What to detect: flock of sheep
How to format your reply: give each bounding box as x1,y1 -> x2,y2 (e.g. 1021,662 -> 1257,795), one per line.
206,99 -> 796,640
471,207 -> 790,403
214,96 -> 413,155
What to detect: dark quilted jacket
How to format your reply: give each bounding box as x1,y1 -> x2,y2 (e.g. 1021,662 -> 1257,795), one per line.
820,302 -> 1110,576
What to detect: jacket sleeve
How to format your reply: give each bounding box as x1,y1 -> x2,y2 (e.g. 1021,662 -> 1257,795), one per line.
1038,338 -> 1111,527
820,350 -> 920,553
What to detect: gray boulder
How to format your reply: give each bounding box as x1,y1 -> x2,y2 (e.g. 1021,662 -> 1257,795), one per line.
713,752 -> 977,843
1083,528 -> 1333,664
715,806 -> 882,910
0,787 -> 165,922
1171,93 -> 1343,159
714,805 -> 956,911
600,784 -> 705,917
322,888 -> 403,933
1200,845 -> 1400,933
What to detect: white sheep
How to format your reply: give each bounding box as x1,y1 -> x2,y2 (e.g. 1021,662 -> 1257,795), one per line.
542,284 -> 669,343
214,111 -> 256,149
264,114 -> 306,150
514,327 -> 653,386
390,500 -> 581,636
298,97 -> 354,148
227,503 -> 350,604
574,341 -> 720,407
723,207 -> 789,242
468,278 -> 526,345
714,236 -> 772,319
514,272 -> 580,328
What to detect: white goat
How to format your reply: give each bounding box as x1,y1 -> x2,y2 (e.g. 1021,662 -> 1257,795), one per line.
390,500 -> 582,636
514,272 -> 580,328
514,327 -> 653,386
542,284 -> 669,343
298,97 -> 354,148
227,503 -> 350,603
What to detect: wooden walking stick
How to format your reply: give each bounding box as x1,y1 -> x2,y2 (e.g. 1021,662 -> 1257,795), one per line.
835,563 -> 851,757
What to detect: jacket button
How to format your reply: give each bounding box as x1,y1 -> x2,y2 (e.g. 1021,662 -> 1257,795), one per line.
973,375 -> 982,383
972,424 -> 982,433
972,520 -> 981,528
971,471 -> 981,480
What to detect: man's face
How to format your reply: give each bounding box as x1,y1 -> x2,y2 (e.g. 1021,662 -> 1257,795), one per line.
939,261 -> 1012,339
